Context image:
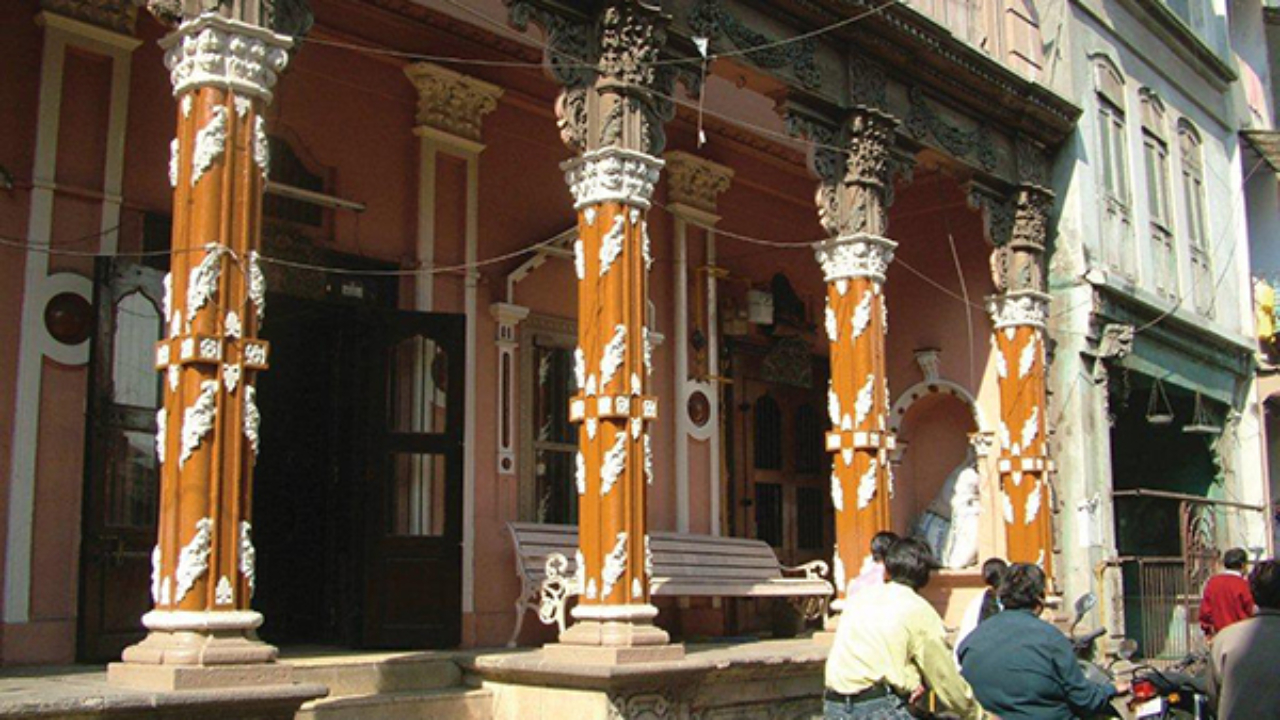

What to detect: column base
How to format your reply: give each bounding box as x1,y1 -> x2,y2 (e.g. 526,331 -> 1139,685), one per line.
108,660 -> 294,691
111,611 -> 287,690
811,630 -> 836,645
545,614 -> 685,665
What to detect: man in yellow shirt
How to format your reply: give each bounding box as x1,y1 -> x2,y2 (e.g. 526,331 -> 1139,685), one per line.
824,538 -> 988,719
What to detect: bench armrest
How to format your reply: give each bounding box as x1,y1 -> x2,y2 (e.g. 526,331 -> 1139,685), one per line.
781,560 -> 830,582
538,553 -> 581,634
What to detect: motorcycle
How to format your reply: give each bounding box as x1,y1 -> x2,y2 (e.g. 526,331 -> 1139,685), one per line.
1127,652 -> 1213,720
1068,592 -> 1136,719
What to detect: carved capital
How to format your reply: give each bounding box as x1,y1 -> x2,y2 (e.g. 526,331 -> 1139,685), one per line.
159,14 -> 293,102
1011,185 -> 1054,251
967,184 -> 1015,247
663,151 -> 733,215
563,146 -> 664,210
849,54 -> 888,109
1016,136 -> 1052,187
41,0 -> 138,33
405,62 -> 503,145
814,233 -> 897,284
987,291 -> 1051,330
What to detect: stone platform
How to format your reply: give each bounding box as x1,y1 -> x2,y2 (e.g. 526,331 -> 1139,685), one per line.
0,638 -> 828,719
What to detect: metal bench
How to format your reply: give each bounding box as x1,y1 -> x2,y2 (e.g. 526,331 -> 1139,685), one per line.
506,521 -> 832,646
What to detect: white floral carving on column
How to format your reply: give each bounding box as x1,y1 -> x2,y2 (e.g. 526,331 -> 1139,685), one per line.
644,534 -> 654,580
830,469 -> 844,511
854,374 -> 876,427
824,300 -> 838,342
239,520 -> 256,597
637,212 -> 653,271
998,420 -> 1011,452
169,138 -> 180,188
174,516 -> 213,603
1025,481 -> 1042,526
642,327 -> 653,377
601,531 -> 628,600
643,432 -> 653,485
180,380 -> 219,466
155,408 -> 167,465
573,238 -> 585,280
857,459 -> 879,509
575,451 -> 586,495
223,364 -> 241,393
851,290 -> 874,339
563,147 -> 663,211
253,116 -> 269,181
151,545 -> 163,604
573,347 -> 585,390
1020,406 -> 1040,450
599,214 -> 626,277
225,311 -> 242,339
1018,333 -> 1038,379
233,95 -> 251,119
248,251 -> 267,323
190,105 -> 228,187
599,324 -> 627,390
600,430 -> 627,497
186,244 -> 228,328
574,549 -> 585,592
244,385 -> 261,458
215,575 -> 234,605
1001,491 -> 1015,525
827,385 -> 841,426
995,346 -> 1008,379
833,544 -> 846,593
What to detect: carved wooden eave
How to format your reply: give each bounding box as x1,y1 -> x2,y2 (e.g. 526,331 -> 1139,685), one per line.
41,0 -> 138,33
670,0 -> 1080,185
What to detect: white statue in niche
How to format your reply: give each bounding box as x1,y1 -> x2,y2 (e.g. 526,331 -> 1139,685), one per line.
913,447 -> 981,569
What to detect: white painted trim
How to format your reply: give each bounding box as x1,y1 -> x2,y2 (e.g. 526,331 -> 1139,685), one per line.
141,610 -> 263,632
415,139 -> 438,311
462,151 -> 480,616
673,218 -> 690,533
6,17 -> 139,625
570,603 -> 660,621
706,230 -> 722,537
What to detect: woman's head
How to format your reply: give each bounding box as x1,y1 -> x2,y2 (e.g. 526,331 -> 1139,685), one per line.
870,531 -> 900,563
981,558 -> 1009,589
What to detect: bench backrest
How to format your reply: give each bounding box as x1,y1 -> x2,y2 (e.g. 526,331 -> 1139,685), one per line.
649,531 -> 783,584
508,522 -> 579,585
508,522 -> 785,585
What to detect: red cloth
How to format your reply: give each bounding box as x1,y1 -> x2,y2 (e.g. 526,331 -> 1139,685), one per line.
1199,572 -> 1255,637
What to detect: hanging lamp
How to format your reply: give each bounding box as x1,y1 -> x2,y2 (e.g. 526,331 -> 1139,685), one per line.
1145,377 -> 1174,426
1183,392 -> 1221,435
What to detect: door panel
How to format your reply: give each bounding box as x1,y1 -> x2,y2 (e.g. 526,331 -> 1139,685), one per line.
363,311 -> 464,648
79,260 -> 165,662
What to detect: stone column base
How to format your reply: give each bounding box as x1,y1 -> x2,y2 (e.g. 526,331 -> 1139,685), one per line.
108,661 -> 294,691
811,630 -> 836,645
545,619 -> 685,665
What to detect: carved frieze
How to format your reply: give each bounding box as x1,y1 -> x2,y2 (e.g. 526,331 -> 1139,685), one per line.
905,87 -> 997,172
42,0 -> 137,33
663,151 -> 733,214
688,0 -> 821,89
404,62 -> 503,144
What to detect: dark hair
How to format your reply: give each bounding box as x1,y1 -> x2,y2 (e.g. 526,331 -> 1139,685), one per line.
870,531 -> 900,563
884,537 -> 935,590
1249,560 -> 1280,610
978,558 -> 1008,624
1223,548 -> 1248,571
998,563 -> 1046,611
982,558 -> 1009,588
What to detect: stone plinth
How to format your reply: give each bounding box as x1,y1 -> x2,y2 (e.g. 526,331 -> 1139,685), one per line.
467,637 -> 827,719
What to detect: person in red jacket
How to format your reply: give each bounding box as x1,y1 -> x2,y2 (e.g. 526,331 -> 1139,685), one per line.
1199,548 -> 1255,640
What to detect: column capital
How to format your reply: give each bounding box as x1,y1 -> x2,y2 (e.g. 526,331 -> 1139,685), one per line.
663,151 -> 733,221
814,233 -> 897,285
987,290 -> 1051,330
405,62 -> 503,149
563,146 -> 664,210
159,14 -> 293,101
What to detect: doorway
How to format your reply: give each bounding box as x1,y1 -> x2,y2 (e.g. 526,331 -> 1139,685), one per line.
80,268 -> 466,658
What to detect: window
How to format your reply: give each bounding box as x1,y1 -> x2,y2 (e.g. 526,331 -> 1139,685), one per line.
1141,91 -> 1177,300
1094,57 -> 1134,280
753,395 -> 782,470
755,482 -> 783,547
1179,122 -> 1213,318
794,404 -> 825,473
518,318 -> 580,525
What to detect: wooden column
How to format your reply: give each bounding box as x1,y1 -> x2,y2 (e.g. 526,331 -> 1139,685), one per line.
987,184 -> 1055,574
512,0 -> 693,664
111,11 -> 301,690
786,100 -> 904,622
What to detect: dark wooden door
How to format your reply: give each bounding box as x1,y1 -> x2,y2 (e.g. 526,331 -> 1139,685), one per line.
79,260 -> 166,662
362,311 -> 465,648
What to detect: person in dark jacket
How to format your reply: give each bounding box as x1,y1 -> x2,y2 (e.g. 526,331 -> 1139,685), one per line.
957,563 -> 1125,720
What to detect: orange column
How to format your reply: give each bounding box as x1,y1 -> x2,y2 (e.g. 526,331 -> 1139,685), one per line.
799,107 -> 901,619
988,185 -> 1055,575
111,14 -> 296,689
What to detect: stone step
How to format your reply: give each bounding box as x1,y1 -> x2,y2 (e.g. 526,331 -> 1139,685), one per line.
296,687 -> 492,720
285,652 -> 464,698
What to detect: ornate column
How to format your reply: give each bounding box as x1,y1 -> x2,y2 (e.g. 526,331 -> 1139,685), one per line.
974,144 -> 1056,574
785,87 -> 906,623
510,0 -> 694,664
110,2 -> 309,690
